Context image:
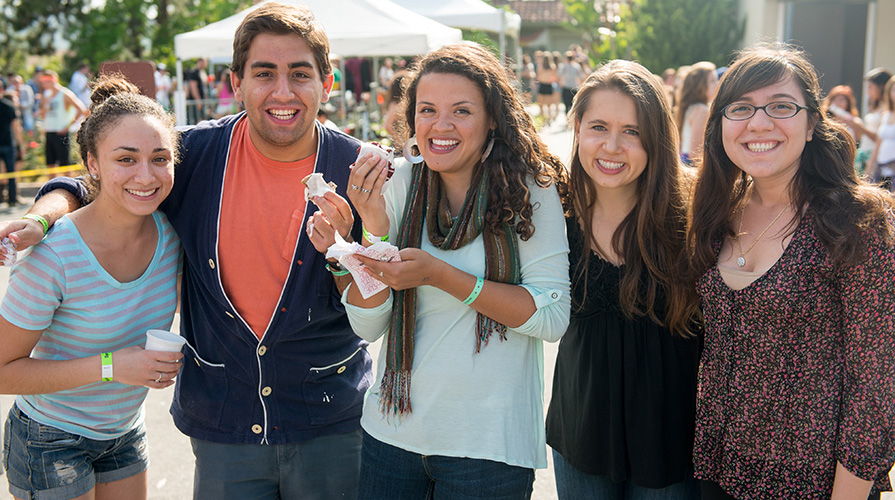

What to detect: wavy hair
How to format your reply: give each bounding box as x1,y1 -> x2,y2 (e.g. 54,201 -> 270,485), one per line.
675,61 -> 716,136
400,42 -> 568,240
567,59 -> 699,336
689,43 -> 894,278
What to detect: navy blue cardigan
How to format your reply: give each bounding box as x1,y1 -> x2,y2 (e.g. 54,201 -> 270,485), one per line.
42,114 -> 371,444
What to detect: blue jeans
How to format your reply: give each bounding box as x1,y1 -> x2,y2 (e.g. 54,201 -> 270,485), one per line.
190,428 -> 362,500
358,431 -> 534,500
4,404 -> 149,500
553,450 -> 700,500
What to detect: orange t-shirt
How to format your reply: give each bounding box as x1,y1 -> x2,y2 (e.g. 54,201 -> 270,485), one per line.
218,118 -> 315,338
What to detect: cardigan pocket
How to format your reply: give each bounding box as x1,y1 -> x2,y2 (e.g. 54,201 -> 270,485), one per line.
303,347 -> 368,426
177,348 -> 229,429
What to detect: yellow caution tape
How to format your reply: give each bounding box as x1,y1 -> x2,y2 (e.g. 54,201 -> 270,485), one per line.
0,164 -> 82,180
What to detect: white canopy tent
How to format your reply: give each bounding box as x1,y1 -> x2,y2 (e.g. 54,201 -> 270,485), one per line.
390,0 -> 521,63
171,0 -> 462,124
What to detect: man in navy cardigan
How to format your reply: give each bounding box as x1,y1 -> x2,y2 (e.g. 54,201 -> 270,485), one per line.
4,4 -> 370,499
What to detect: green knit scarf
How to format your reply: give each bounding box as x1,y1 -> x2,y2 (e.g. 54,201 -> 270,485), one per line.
379,161 -> 521,417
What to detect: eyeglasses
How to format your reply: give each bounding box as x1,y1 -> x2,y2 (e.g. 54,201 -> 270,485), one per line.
722,101 -> 809,121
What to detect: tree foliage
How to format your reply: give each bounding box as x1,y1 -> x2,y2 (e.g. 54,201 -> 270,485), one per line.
562,0 -> 744,72
563,0 -> 633,66
626,0 -> 745,72
6,0 -> 252,79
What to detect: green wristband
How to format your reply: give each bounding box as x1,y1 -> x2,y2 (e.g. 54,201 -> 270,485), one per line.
362,225 -> 389,243
326,262 -> 351,277
21,214 -> 49,236
462,277 -> 485,305
101,352 -> 113,382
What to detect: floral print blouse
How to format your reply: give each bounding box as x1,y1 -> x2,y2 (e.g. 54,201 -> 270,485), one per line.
694,210 -> 895,498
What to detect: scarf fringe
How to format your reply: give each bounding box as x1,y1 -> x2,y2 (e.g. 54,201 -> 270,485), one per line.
379,367 -> 413,417
474,314 -> 509,353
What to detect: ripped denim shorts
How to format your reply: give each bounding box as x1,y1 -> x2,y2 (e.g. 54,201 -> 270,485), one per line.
3,403 -> 149,500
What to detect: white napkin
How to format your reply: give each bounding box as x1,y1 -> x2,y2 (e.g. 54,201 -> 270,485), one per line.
326,232 -> 400,299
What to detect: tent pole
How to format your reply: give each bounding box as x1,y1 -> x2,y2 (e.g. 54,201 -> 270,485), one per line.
174,59 -> 186,126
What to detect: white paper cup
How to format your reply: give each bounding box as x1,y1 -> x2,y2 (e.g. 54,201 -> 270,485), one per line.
145,329 -> 187,352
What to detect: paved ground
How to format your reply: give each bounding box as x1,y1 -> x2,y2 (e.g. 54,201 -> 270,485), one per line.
1,115 -> 892,499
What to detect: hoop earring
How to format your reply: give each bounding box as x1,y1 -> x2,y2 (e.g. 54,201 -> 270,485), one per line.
481,137 -> 495,163
403,137 -> 424,164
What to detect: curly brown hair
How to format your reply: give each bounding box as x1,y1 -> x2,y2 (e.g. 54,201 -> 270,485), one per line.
567,60 -> 700,336
689,43 -> 895,278
75,74 -> 178,200
399,42 -> 568,240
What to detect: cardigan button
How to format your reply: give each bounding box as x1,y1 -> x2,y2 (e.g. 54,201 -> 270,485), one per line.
261,386 -> 272,396
208,259 -> 215,269
258,346 -> 268,356
551,292 -> 558,299
337,366 -> 346,374
252,424 -> 262,434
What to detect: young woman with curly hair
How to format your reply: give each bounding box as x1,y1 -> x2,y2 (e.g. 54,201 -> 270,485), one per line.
343,42 -> 571,499
546,60 -> 702,500
688,43 -> 895,500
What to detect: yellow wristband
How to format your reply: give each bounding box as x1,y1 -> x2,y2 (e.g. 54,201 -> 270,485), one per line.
21,214 -> 49,235
101,352 -> 113,382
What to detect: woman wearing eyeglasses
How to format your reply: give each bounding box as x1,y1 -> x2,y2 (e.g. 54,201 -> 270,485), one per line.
688,44 -> 895,500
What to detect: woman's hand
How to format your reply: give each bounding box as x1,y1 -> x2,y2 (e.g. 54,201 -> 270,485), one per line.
306,191 -> 355,254
110,346 -> 183,389
357,248 -> 446,291
347,153 -> 390,237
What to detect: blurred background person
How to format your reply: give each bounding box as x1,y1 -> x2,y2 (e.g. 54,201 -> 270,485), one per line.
675,61 -> 717,166
868,75 -> 895,190
857,68 -> 892,175
39,70 -> 89,176
154,62 -> 172,110
537,51 -> 557,123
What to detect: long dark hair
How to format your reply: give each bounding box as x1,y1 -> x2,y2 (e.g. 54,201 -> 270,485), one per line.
567,59 -> 699,336
400,42 -> 568,240
689,43 -> 894,278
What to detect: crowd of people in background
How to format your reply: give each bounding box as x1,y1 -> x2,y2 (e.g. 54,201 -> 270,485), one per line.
0,6 -> 894,498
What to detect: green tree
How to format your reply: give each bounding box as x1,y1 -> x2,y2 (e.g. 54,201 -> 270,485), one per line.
626,0 -> 744,72
563,0 -> 633,66
7,0 -> 251,78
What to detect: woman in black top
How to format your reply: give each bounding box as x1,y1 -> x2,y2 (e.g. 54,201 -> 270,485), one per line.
546,60 -> 702,499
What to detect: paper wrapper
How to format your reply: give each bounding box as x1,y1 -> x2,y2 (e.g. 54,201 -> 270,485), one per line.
356,142 -> 395,180
326,233 -> 400,299
1,237 -> 16,266
303,173 -> 337,204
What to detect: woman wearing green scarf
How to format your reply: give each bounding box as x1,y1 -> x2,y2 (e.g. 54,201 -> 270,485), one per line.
342,43 -> 571,499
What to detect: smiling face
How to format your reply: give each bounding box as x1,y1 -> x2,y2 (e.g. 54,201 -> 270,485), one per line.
721,77 -> 814,185
575,89 -> 648,197
87,114 -> 175,217
231,33 -> 333,162
414,72 -> 494,184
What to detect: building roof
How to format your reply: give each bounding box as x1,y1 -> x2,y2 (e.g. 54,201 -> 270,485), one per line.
490,0 -> 571,24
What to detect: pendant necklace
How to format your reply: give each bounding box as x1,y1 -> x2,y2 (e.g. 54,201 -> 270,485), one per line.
735,201 -> 791,267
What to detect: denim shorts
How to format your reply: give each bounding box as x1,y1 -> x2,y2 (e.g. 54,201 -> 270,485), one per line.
3,404 -> 149,500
